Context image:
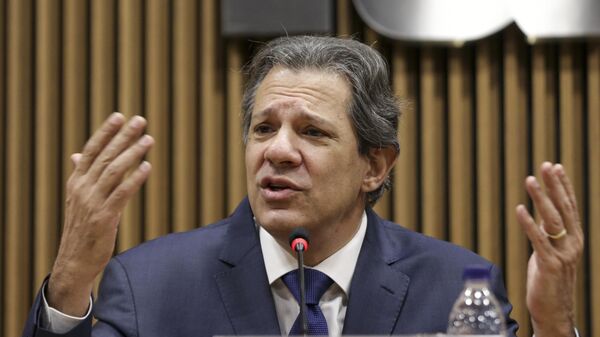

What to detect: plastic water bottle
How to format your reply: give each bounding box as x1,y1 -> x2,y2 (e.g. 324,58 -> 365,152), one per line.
447,265 -> 507,336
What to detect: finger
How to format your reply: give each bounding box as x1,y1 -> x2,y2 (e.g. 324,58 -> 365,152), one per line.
525,175 -> 565,240
104,161 -> 152,211
71,153 -> 82,167
516,204 -> 554,255
86,116 -> 147,181
539,163 -> 575,235
95,135 -> 154,197
555,164 -> 582,237
77,113 -> 125,174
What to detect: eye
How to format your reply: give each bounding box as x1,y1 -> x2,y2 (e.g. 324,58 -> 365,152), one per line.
303,127 -> 326,138
253,124 -> 274,135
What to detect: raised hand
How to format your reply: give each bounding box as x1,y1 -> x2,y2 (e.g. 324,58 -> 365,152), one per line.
516,162 -> 584,337
47,113 -> 154,316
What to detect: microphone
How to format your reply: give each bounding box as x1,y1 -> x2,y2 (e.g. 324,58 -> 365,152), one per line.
289,228 -> 310,336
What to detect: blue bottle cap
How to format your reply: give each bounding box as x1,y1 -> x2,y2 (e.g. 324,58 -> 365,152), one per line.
463,265 -> 491,280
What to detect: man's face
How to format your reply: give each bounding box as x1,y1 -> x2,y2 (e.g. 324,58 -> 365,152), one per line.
245,66 -> 372,247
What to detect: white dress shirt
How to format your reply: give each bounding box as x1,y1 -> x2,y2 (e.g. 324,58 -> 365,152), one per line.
259,212 -> 367,336
41,213 -> 367,335
41,286 -> 92,334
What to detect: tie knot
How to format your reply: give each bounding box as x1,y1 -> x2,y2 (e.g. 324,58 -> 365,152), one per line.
282,269 -> 334,305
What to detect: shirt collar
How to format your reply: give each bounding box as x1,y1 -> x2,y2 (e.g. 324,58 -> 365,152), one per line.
259,212 -> 368,296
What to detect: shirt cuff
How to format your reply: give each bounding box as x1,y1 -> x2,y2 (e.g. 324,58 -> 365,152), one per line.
532,327 -> 580,337
40,282 -> 93,334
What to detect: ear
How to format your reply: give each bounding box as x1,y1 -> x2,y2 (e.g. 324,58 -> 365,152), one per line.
362,146 -> 398,193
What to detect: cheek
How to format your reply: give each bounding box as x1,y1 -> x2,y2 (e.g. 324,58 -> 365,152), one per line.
245,144 -> 263,174
309,152 -> 367,188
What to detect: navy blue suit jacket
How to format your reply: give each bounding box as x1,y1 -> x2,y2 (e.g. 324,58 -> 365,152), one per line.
23,198 -> 518,336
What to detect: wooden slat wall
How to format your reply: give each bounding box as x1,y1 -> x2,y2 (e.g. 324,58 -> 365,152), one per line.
1,2 -> 598,337
172,0 -> 198,232
5,1 -> 33,335
476,37 -> 503,267
421,47 -> 447,240
226,40 -> 246,213
145,0 -> 170,240
503,27 -> 530,335
0,0 -> 5,329
589,42 -> 600,337
448,46 -> 474,250
90,0 -> 116,131
200,0 -> 225,225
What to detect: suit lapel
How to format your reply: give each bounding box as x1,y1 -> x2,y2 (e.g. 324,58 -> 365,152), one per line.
214,201 -> 412,335
215,199 -> 281,335
342,209 -> 411,335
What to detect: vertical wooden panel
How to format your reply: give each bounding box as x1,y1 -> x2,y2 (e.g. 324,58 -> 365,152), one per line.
503,28 -> 530,336
448,47 -> 474,250
145,0 -> 170,239
226,41 -> 246,213
588,42 -> 600,337
200,0 -> 225,224
34,0 -> 60,290
173,0 -> 198,231
5,0 -> 33,335
0,0 -> 6,328
559,43 -> 586,337
90,0 -> 116,129
336,0 -> 352,36
532,44 -> 558,172
420,47 -> 446,239
392,44 -> 419,231
118,0 -> 143,250
63,0 -> 89,186
475,38 -> 502,265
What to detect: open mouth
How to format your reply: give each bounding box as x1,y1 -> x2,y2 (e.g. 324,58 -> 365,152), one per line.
268,184 -> 290,191
259,177 -> 300,199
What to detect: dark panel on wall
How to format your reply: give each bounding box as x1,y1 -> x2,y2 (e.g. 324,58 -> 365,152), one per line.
221,0 -> 334,37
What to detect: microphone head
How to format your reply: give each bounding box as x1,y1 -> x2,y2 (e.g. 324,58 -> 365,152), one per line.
289,228 -> 310,252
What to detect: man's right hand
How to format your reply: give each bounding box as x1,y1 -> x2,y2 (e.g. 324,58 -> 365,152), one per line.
47,113 -> 154,317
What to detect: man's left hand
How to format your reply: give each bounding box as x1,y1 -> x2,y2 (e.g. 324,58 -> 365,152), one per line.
517,162 -> 584,337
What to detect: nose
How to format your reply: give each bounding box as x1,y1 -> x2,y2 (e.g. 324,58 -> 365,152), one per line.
264,129 -> 302,168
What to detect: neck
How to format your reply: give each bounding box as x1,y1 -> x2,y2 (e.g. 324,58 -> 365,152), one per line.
290,212 -> 363,267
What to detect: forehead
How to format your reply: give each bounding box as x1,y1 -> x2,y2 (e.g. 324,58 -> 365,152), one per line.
252,66 -> 351,119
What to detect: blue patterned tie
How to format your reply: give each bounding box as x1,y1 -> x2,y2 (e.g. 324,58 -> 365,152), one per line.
282,268 -> 334,336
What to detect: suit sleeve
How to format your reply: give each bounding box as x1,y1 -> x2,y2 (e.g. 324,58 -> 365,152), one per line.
21,258 -> 138,337
89,258 -> 138,337
21,276 -> 93,337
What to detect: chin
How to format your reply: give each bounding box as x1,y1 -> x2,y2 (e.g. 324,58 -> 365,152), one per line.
255,208 -> 311,239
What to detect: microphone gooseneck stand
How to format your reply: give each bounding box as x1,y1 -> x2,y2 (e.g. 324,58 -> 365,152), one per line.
289,228 -> 310,336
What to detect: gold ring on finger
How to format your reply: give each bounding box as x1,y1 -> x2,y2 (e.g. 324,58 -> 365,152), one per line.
542,227 -> 567,240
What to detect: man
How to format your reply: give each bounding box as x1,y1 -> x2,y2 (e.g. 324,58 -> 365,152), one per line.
22,36 -> 581,337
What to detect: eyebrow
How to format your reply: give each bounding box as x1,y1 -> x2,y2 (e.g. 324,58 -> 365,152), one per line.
252,107 -> 335,128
